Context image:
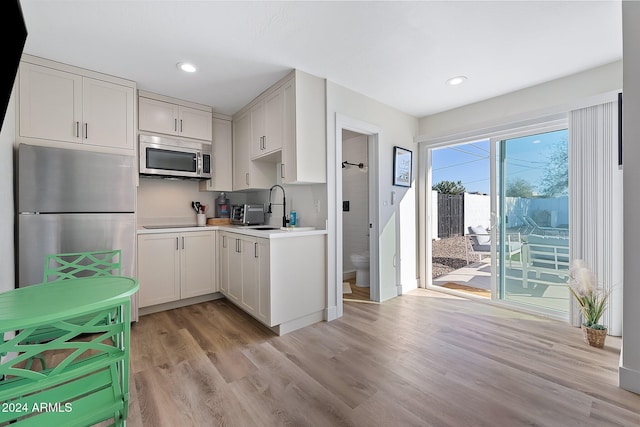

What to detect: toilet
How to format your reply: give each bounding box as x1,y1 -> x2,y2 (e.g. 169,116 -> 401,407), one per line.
350,252 -> 370,287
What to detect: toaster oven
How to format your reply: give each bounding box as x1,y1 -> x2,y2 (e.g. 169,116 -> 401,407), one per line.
230,204 -> 265,225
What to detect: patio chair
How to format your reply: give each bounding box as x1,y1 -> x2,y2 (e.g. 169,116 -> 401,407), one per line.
465,225 -> 491,264
465,226 -> 522,267
522,216 -> 568,236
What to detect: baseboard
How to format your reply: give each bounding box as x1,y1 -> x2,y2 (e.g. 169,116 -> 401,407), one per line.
325,305 -> 338,321
399,279 -> 419,295
619,365 -> 640,394
138,293 -> 224,316
271,311 -> 324,336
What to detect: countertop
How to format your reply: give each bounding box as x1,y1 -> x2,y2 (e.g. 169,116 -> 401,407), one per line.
137,224 -> 328,239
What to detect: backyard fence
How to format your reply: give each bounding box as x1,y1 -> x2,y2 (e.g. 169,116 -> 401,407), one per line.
437,193 -> 464,238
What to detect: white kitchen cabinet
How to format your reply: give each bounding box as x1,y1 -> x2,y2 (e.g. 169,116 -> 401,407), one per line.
18,59 -> 135,151
138,231 -> 217,308
232,110 -> 273,191
138,92 -> 212,142
232,69 -> 325,186
137,233 -> 181,307
219,231 -> 325,333
250,88 -> 283,160
199,114 -> 233,192
219,232 -> 269,324
280,70 -> 326,184
180,231 -> 218,298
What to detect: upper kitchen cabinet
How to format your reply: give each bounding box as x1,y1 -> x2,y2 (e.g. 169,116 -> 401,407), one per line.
232,110 -> 274,191
18,56 -> 135,152
199,114 -> 233,192
281,70 -> 326,184
138,91 -> 212,142
233,69 -> 326,185
250,88 -> 283,160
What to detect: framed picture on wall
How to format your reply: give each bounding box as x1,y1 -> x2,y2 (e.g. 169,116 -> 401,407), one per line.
393,146 -> 412,187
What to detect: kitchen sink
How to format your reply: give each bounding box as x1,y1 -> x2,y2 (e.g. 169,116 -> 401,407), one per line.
250,226 -> 278,230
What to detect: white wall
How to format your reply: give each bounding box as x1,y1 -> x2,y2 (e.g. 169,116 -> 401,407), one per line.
418,60 -> 622,140
326,81 -> 419,319
464,193 -> 491,233
137,164 -> 328,230
0,85 -> 16,294
621,0 -> 640,394
0,82 -> 17,365
342,134 -> 369,274
137,178 -> 219,226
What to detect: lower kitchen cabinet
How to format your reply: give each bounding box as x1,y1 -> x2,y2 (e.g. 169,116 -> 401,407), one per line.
138,231 -> 217,308
219,232 -> 269,324
219,231 -> 325,333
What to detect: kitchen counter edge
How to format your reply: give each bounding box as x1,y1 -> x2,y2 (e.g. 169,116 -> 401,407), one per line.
137,225 -> 328,239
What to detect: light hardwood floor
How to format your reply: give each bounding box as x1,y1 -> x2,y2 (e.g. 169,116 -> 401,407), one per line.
343,278 -> 371,302
126,289 -> 640,427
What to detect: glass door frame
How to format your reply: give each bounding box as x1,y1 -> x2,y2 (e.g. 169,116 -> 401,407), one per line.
489,121 -> 569,320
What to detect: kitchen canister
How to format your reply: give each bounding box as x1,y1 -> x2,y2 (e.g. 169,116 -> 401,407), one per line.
197,213 -> 206,226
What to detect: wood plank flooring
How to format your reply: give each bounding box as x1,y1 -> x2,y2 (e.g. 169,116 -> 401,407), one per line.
342,278 -> 371,302
125,289 -> 640,427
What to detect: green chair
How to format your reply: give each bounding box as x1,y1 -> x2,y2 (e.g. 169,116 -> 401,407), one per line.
43,249 -> 122,282
23,249 -> 122,370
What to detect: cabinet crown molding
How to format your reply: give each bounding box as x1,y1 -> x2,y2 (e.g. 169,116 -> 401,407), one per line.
138,90 -> 212,112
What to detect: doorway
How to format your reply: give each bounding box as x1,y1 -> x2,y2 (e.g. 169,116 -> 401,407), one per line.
424,123 -> 570,320
334,115 -> 381,317
342,130 -> 371,302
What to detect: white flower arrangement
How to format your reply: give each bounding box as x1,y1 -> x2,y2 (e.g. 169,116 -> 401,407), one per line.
568,259 -> 608,330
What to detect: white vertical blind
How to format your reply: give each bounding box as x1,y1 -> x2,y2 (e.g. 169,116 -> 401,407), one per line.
569,100 -> 623,336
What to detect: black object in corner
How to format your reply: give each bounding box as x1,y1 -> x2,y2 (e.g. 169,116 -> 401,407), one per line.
1,0 -> 28,130
619,92 -> 623,167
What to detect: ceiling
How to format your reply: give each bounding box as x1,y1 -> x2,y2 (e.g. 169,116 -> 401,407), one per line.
18,1 -> 622,118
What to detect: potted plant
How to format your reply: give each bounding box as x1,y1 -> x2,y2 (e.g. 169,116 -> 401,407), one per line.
568,259 -> 609,348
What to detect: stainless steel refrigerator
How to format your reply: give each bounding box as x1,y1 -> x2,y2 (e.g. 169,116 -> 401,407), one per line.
17,144 -> 136,296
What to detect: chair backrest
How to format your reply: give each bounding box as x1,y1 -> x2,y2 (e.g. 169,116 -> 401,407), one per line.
43,249 -> 122,282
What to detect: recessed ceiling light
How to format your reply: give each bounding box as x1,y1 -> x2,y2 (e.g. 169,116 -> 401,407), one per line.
446,76 -> 467,86
177,62 -> 197,73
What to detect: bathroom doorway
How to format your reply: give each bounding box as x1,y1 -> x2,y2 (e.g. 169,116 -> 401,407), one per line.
342,129 -> 371,302
332,114 -> 381,319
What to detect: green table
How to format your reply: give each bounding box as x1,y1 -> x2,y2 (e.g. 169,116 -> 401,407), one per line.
0,276 -> 139,426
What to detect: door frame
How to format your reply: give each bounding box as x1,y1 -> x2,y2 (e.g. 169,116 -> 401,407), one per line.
489,122 -> 569,319
334,114 -> 380,317
419,116 -> 571,320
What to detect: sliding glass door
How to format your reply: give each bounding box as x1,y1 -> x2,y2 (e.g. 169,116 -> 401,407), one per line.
492,128 -> 570,316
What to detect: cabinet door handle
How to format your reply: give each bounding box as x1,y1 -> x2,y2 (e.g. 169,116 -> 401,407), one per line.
280,163 -> 285,179
180,119 -> 183,133
254,242 -> 258,258
182,236 -> 185,250
174,118 -> 178,132
75,121 -> 80,138
245,172 -> 250,186
176,237 -> 179,250
84,123 -> 88,139
222,235 -> 227,248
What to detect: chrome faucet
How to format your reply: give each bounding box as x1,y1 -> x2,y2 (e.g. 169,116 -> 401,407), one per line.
268,184 -> 289,228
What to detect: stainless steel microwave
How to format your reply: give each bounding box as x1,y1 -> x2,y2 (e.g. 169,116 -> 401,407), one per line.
139,134 -> 212,180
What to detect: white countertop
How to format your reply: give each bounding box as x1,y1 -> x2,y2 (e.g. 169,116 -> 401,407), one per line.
137,224 -> 327,239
